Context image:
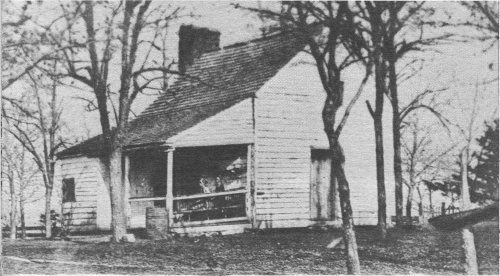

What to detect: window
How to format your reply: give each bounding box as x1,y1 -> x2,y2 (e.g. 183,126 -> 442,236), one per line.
62,178 -> 76,203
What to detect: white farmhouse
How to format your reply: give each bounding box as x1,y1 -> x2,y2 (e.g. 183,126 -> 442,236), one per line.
56,25 -> 397,235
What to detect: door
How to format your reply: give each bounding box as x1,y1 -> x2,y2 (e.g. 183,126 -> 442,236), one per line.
310,149 -> 336,221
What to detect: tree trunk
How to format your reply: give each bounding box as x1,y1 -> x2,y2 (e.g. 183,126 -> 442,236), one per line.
371,29 -> 387,239
1,179 -> 3,260
417,186 -> 425,223
44,186 -> 53,238
322,84 -> 360,274
9,174 -> 17,240
460,148 -> 478,274
374,117 -> 387,238
10,203 -> 17,239
369,9 -> 389,239
331,140 -> 361,274
109,147 -> 127,242
20,199 -> 26,239
462,226 -> 478,274
393,119 -> 403,225
99,130 -> 128,243
460,149 -> 471,208
388,58 -> 403,226
428,187 -> 434,217
406,185 -> 414,219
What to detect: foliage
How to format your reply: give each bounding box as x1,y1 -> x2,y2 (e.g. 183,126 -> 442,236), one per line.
468,119 -> 499,203
451,119 -> 499,203
435,119 -> 499,204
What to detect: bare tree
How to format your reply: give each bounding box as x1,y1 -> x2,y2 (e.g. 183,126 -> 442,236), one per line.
238,1 -> 377,273
460,1 -> 498,48
441,5 -> 500,262
382,2 -> 449,226
441,80 -> 493,275
401,114 -> 456,222
1,135 -> 18,239
14,1 -> 185,242
2,70 -> 65,239
1,0 -> 185,242
426,1 -> 498,54
348,1 -> 451,228
354,1 -> 390,239
1,137 -> 41,239
1,0 -> 51,91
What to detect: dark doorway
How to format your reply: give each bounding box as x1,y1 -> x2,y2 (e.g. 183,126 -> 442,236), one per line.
310,149 -> 336,221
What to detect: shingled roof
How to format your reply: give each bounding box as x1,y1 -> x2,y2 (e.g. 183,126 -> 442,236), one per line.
58,31 -> 304,158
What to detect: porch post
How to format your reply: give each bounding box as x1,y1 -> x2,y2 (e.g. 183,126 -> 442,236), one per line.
166,148 -> 174,228
247,144 -> 256,228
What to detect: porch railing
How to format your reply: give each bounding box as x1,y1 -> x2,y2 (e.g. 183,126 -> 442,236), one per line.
173,190 -> 247,224
128,190 -> 247,227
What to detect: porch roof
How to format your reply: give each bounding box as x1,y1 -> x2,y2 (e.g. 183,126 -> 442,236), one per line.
58,31 -> 303,158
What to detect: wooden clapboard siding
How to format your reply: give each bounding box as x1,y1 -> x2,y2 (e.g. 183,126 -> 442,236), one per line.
168,98 -> 254,148
55,156 -> 111,230
253,52 -> 327,228
253,50 -> 397,227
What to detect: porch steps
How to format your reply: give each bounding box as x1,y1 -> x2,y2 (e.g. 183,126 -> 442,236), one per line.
170,222 -> 251,236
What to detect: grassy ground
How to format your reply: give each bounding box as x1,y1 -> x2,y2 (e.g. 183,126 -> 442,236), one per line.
2,220 -> 498,275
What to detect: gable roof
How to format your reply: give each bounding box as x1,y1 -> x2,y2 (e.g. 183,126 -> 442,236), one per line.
58,32 -> 304,158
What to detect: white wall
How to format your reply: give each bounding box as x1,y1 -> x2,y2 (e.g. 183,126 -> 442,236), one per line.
168,98 -> 254,147
56,156 -> 111,231
254,50 -> 397,227
253,52 -> 326,228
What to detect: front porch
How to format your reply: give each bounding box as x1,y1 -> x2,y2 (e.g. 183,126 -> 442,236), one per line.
125,144 -> 254,235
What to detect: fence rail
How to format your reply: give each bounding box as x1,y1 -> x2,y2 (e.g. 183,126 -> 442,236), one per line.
429,203 -> 460,218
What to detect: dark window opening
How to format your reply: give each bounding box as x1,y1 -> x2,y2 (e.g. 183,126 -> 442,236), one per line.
62,178 -> 76,203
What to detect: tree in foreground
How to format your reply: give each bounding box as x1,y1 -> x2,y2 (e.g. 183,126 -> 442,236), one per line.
352,1 -> 389,239
240,1 -> 376,273
12,0 -> 183,241
382,2 -> 452,226
354,1 -> 451,230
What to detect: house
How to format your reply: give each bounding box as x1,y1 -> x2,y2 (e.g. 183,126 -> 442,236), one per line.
56,25 -> 396,235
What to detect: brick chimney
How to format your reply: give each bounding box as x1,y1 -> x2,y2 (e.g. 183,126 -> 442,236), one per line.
178,25 -> 221,74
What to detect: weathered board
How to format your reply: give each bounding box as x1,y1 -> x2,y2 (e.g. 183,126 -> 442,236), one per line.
168,99 -> 254,148
254,52 -> 328,227
253,50 -> 397,227
56,156 -> 111,230
310,149 -> 338,221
